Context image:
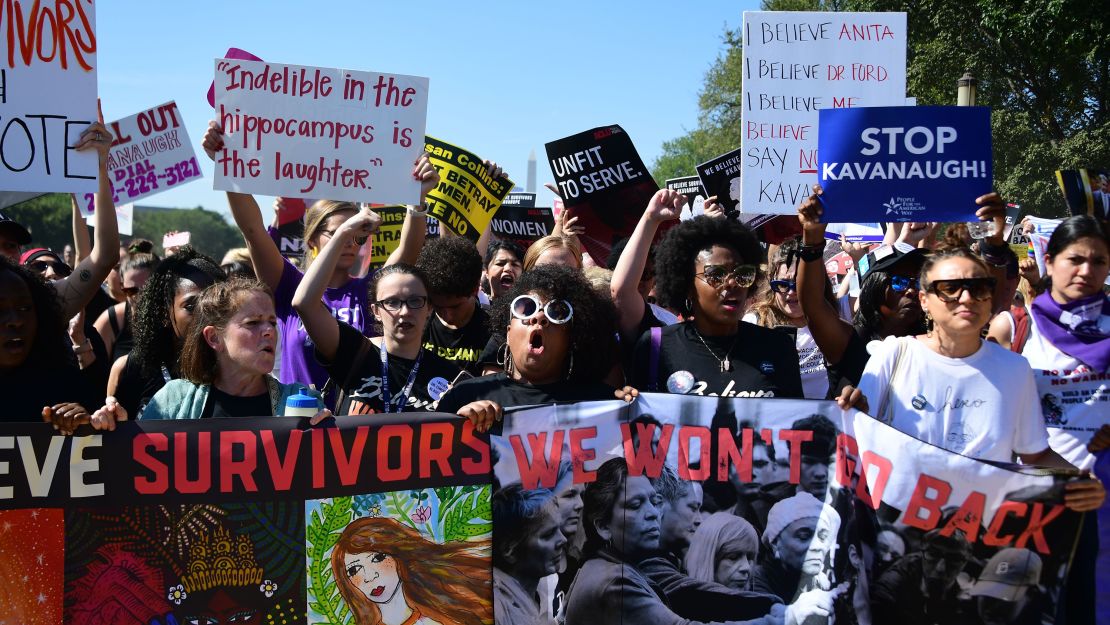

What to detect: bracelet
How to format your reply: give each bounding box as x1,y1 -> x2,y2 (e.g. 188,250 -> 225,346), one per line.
798,244 -> 824,262
407,204 -> 429,217
72,338 -> 92,355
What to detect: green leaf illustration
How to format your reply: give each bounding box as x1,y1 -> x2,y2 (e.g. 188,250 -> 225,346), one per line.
306,497 -> 354,625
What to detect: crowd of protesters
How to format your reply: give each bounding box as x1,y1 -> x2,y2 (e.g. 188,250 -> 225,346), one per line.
0,116 -> 1107,624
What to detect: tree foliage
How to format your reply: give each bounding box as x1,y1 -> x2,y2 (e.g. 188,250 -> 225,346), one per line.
653,0 -> 1110,217
6,194 -> 244,260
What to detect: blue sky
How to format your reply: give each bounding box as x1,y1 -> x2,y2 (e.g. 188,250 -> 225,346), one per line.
96,0 -> 760,216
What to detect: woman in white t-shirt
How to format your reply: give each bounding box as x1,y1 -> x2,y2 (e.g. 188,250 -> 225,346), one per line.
987,215 -> 1110,471
745,238 -> 836,399
850,246 -> 1104,513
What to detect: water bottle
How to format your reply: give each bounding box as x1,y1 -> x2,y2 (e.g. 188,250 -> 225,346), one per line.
966,220 -> 998,240
284,388 -> 318,418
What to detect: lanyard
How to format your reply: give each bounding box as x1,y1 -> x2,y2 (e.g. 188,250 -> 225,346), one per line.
380,343 -> 423,413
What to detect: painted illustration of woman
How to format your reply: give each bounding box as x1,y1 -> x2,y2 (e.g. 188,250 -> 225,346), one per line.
331,517 -> 492,625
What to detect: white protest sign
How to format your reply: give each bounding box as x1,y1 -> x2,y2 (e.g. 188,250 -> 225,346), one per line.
212,58 -> 428,204
741,11 -> 906,214
85,201 -> 133,235
80,101 -> 202,214
0,1 -> 99,194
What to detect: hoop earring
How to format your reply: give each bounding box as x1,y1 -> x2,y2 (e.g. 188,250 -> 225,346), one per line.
684,298 -> 693,314
499,342 -> 515,377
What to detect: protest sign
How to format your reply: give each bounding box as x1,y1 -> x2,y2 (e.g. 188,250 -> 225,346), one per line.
502,191 -> 536,208
85,201 -> 134,236
819,106 -> 993,223
824,221 -> 883,242
79,101 -> 202,214
207,47 -> 264,107
1056,168 -> 1110,219
696,148 -> 803,243
665,175 -> 706,220
424,136 -> 513,241
491,394 -> 1082,624
0,192 -> 42,210
0,414 -> 493,625
367,204 -> 407,268
545,125 -> 659,264
212,58 -> 428,205
274,196 -> 308,259
490,205 -> 554,252
741,11 -> 907,215
0,0 -> 99,194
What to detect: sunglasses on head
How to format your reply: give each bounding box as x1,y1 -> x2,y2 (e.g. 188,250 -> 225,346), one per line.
696,264 -> 757,289
889,275 -> 920,293
510,294 -> 574,324
926,277 -> 996,303
374,296 -> 428,312
769,279 -> 797,294
29,259 -> 71,277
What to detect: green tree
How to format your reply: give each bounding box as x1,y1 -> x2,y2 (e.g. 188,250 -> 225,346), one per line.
654,0 -> 1110,218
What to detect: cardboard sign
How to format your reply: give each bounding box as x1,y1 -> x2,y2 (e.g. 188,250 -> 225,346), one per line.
0,0 -> 99,194
490,204 -> 555,251
741,11 -> 907,214
424,136 -> 513,241
665,175 -> 706,220
212,58 -> 428,204
545,125 -> 660,264
80,101 -> 202,213
818,106 -> 993,222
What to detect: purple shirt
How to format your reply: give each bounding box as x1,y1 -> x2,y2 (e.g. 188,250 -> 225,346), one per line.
273,257 -> 374,404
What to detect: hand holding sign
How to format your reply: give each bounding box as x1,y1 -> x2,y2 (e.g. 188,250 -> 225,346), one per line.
972,192 -> 1008,247
413,152 -> 440,201
645,188 -> 685,225
797,184 -> 827,243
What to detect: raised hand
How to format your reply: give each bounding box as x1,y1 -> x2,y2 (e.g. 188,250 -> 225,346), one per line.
644,189 -> 685,224
797,184 -> 827,244
202,120 -> 226,161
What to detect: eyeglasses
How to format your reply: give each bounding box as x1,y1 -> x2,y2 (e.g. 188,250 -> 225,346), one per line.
696,264 -> 757,289
925,277 -> 996,303
889,275 -> 920,293
769,279 -> 797,294
374,296 -> 427,312
29,260 -> 72,277
510,294 -> 574,324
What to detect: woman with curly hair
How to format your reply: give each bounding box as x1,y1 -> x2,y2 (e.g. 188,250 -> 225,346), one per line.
436,265 -> 636,432
0,256 -> 97,428
332,516 -> 492,625
106,246 -> 226,418
94,239 -> 160,362
632,215 -> 803,398
744,237 -> 837,399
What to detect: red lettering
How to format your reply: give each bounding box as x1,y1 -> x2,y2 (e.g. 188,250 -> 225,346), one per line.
459,421 -> 490,476
622,422 -> 673,479
260,429 -> 302,491
902,473 -> 952,530
835,433 -> 859,487
311,427 -> 325,489
675,427 -> 709,481
328,426 -> 368,486
219,431 -> 258,492
174,432 -> 211,494
568,426 -> 598,484
717,428 -> 751,483
1016,503 -> 1065,554
857,451 -> 892,509
779,429 -> 813,484
377,425 -> 413,483
132,433 -> 168,495
418,422 -> 454,479
984,501 -> 1027,547
940,491 -> 986,542
4,0 -> 96,70
510,430 -> 564,490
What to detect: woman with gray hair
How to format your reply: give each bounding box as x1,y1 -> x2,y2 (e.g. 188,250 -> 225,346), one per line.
492,485 -> 566,625
685,512 -> 760,591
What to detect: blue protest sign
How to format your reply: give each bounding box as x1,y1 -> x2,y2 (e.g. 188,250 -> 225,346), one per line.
818,106 -> 992,222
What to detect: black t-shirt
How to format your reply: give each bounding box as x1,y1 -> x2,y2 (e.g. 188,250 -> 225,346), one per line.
632,321 -> 803,399
436,372 -> 616,413
201,387 -> 271,419
319,321 -> 461,415
115,355 -> 170,418
1,360 -> 98,423
422,305 -> 491,375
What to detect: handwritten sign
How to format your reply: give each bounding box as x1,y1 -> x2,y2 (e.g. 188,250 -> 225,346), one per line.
0,0 -> 99,194
818,106 -> 992,222
424,136 -> 513,240
212,58 -> 428,205
80,101 -> 201,213
741,11 -> 906,214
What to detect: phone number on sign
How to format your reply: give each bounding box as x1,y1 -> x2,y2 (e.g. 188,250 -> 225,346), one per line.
84,158 -> 202,211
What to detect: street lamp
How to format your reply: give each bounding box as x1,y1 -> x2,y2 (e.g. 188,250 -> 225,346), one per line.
957,71 -> 978,106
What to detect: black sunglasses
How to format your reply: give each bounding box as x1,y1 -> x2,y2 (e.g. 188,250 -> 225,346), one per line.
769,279 -> 796,294
926,277 -> 996,303
29,259 -> 71,277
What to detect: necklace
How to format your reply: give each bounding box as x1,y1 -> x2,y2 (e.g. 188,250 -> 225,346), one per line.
692,327 -> 737,372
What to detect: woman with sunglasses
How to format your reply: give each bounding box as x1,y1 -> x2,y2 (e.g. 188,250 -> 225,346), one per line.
202,121 -> 438,407
745,238 -> 838,399
631,216 -> 803,398
293,207 -> 461,416
850,247 -> 1104,507
437,265 -> 633,431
